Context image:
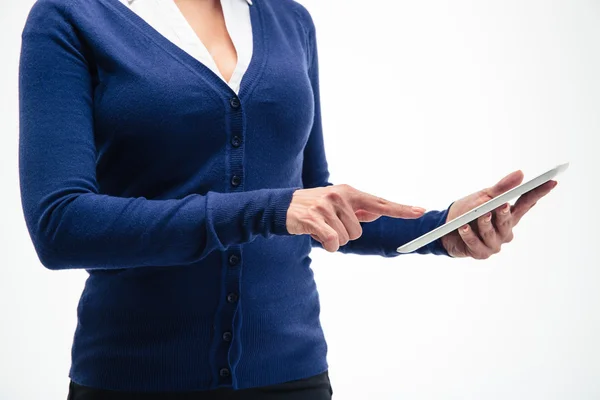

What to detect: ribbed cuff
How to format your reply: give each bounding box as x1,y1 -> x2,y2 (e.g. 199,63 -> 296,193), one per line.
381,204 -> 453,257
423,202 -> 453,256
271,187 -> 301,236
205,187 -> 302,249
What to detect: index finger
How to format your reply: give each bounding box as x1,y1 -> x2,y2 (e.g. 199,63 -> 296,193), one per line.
349,191 -> 426,219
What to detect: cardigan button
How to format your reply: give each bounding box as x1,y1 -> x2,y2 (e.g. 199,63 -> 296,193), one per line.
219,368 -> 231,378
231,135 -> 241,148
231,175 -> 241,187
222,331 -> 233,342
227,292 -> 239,303
230,97 -> 240,109
228,254 -> 240,266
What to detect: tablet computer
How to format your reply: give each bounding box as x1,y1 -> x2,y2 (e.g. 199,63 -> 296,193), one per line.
396,162 -> 569,254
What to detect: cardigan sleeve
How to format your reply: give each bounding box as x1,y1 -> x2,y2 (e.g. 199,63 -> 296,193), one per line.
298,6 -> 451,257
18,0 -> 298,271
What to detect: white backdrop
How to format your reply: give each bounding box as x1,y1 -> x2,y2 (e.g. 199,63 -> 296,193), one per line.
1,1 -> 599,399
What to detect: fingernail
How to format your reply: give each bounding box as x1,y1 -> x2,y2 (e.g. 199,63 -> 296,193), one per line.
412,207 -> 426,214
502,204 -> 510,214
484,213 -> 492,223
462,225 -> 469,232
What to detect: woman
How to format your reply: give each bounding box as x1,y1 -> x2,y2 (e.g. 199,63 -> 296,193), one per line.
18,0 -> 556,398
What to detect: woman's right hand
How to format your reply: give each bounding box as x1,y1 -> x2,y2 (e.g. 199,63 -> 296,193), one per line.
286,184 -> 427,252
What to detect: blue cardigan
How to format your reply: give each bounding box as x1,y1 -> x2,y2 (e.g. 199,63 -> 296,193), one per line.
19,0 -> 450,392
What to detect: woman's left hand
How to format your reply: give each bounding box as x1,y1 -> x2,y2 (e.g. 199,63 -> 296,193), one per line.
441,170 -> 558,259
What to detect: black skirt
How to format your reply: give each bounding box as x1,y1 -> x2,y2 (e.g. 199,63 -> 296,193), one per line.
67,370 -> 333,400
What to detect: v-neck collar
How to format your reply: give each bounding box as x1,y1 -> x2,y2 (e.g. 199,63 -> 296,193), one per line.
101,0 -> 266,101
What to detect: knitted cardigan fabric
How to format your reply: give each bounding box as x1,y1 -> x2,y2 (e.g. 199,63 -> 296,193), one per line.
19,0 -> 450,392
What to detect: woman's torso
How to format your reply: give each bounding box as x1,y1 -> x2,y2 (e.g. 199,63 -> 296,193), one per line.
44,0 -> 327,392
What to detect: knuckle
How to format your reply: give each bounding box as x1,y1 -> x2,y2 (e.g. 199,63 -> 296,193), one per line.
326,232 -> 339,243
350,225 -> 363,240
497,215 -> 510,224
336,183 -> 353,193
325,191 -> 344,204
465,237 -> 478,246
375,196 -> 389,206
313,201 -> 332,215
480,227 -> 494,237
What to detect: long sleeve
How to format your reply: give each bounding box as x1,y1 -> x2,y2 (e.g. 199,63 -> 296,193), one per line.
18,0 -> 297,271
298,7 -> 450,257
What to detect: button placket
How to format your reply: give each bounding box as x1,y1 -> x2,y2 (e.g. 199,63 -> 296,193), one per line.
214,264 -> 239,386
229,96 -> 244,190
212,92 -> 245,387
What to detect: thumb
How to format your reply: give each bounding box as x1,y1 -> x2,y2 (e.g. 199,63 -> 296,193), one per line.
486,170 -> 524,198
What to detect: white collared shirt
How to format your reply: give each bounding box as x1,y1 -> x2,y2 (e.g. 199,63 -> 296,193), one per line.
120,0 -> 253,94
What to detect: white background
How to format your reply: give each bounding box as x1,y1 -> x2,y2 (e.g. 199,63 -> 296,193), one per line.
1,0 -> 599,399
